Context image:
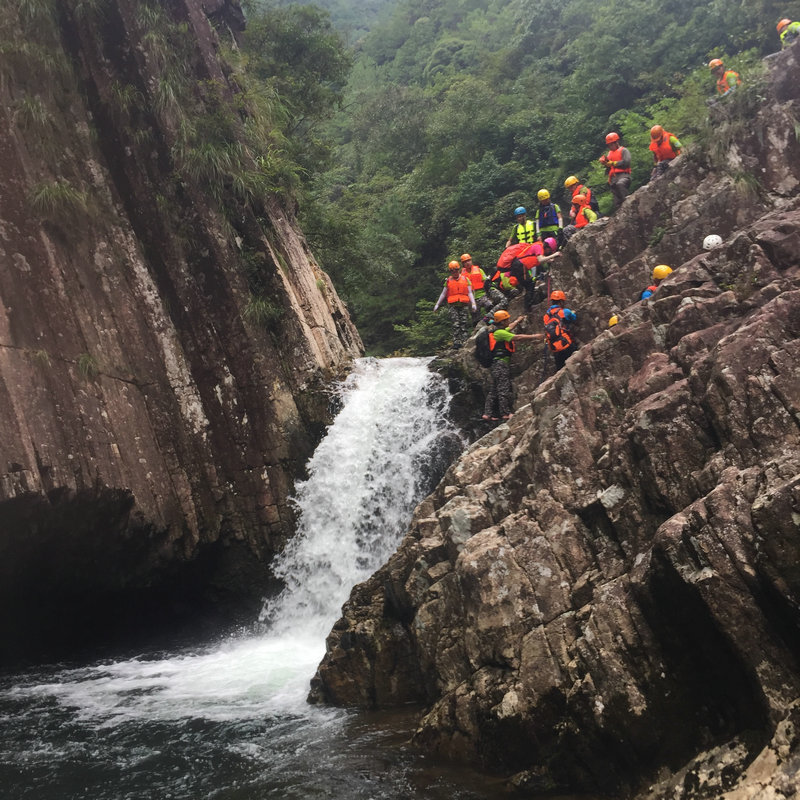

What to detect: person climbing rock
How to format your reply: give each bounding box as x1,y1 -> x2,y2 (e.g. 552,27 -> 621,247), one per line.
649,125 -> 682,178
433,260 -> 477,348
461,253 -> 506,321
482,310 -> 542,420
505,206 -> 536,248
543,290 -> 577,371
640,264 -> 673,300
777,18 -> 800,48
534,189 -> 564,246
598,132 -> 631,212
709,59 -> 740,97
564,176 -> 597,222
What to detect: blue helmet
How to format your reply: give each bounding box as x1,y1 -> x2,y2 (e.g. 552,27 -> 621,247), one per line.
514,206 -> 526,216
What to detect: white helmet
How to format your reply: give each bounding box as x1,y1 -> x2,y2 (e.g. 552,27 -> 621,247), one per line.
703,234 -> 722,250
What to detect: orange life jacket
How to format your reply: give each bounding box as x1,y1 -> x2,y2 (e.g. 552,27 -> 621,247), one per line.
649,133 -> 678,162
489,332 -> 515,357
466,265 -> 485,292
716,70 -> 741,95
446,274 -> 471,304
606,147 -> 631,178
575,206 -> 592,228
543,307 -> 573,352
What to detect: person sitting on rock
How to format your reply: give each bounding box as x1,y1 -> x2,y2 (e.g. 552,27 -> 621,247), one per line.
433,260 -> 477,348
461,253 -> 507,322
640,264 -> 673,301
563,195 -> 597,240
649,125 -> 682,178
709,59 -> 740,98
482,310 -> 542,420
777,18 -> 800,48
543,290 -> 577,371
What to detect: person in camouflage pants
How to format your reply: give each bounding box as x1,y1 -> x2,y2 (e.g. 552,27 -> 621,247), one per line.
433,260 -> 476,348
483,310 -> 542,419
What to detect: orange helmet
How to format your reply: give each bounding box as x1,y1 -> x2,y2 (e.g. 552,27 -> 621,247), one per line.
460,253 -> 472,262
708,58 -> 724,70
493,310 -> 510,322
777,18 -> 792,32
448,260 -> 460,270
550,290 -> 566,302
650,125 -> 664,139
605,132 -> 620,144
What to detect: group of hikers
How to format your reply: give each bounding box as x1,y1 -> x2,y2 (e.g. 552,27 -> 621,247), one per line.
432,18 -> 798,421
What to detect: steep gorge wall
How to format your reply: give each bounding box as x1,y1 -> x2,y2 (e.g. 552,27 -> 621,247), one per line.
0,0 -> 362,660
311,45 -> 800,798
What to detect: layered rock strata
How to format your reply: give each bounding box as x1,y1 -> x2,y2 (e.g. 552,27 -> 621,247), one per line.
0,0 -> 361,659
311,44 -> 800,796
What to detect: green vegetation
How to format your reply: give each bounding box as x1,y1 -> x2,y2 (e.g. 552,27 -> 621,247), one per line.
243,294 -> 284,328
289,0 -> 797,353
77,352 -> 99,380
29,179 -> 90,226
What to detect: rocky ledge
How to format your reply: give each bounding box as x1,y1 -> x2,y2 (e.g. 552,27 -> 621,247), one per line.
310,43 -> 800,798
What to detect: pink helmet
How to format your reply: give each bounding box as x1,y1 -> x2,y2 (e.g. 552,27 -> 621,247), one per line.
544,237 -> 558,252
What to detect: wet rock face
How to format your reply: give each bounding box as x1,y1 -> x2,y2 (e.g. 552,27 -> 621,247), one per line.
312,46 -> 800,797
0,0 -> 361,661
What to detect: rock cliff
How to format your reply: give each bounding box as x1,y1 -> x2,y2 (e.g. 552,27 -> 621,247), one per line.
0,0 -> 361,661
310,45 -> 800,797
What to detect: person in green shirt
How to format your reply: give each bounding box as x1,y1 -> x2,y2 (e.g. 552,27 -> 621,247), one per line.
534,189 -> 563,246
505,206 -> 536,247
777,18 -> 800,48
482,310 -> 543,420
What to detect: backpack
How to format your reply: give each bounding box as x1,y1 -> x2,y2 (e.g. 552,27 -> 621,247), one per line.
474,328 -> 493,368
497,243 -> 529,271
543,310 -> 573,352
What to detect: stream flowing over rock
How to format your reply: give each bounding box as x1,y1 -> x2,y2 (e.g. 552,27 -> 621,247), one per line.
0,0 -> 361,660
311,44 -> 800,797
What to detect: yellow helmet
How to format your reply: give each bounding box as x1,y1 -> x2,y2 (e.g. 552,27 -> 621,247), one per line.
448,260 -> 461,270
608,315 -> 619,327
652,264 -> 672,280
537,189 -> 551,202
564,176 -> 579,188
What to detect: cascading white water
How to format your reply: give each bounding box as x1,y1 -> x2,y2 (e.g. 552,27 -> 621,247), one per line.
7,357 -> 458,726
263,356 -> 455,639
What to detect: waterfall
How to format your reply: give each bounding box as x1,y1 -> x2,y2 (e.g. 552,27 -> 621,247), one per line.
7,357 -> 459,724
263,356 -> 457,638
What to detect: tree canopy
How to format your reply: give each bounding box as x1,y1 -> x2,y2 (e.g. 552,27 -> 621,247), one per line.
248,0 -> 800,353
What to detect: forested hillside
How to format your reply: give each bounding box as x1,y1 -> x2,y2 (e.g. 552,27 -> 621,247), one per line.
284,0 -> 800,352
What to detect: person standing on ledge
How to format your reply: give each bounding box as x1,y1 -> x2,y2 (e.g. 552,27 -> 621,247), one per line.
433,260 -> 477,348
482,310 -> 542,420
598,132 -> 631,212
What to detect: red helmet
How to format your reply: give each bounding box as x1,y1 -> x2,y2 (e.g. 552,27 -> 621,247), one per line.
550,290 -> 566,302
605,132 -> 620,144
